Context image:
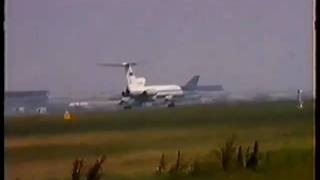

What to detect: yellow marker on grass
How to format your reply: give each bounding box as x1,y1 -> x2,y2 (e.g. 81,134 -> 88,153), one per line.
64,110 -> 71,121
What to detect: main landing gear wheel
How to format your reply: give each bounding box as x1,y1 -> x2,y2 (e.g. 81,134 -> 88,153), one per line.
167,102 -> 175,108
123,105 -> 132,110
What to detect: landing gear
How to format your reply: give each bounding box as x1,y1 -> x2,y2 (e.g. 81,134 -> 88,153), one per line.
167,101 -> 175,108
123,105 -> 132,110
164,98 -> 176,108
119,97 -> 132,110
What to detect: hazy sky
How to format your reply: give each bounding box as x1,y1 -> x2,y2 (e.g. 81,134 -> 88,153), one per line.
5,0 -> 314,97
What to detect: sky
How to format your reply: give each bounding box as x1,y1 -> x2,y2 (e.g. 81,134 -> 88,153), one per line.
5,0 -> 314,97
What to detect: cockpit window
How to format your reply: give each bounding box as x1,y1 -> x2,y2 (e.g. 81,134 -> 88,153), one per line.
129,72 -> 133,76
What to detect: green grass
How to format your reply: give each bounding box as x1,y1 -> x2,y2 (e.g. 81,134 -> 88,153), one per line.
5,101 -> 313,136
4,100 -> 314,180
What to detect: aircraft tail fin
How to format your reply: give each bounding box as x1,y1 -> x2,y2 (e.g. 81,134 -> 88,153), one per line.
182,75 -> 200,90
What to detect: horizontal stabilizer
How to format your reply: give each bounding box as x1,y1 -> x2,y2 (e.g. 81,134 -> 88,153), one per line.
97,62 -> 138,67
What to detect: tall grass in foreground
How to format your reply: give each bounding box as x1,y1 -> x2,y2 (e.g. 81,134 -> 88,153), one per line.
151,138 -> 272,179
216,135 -> 237,171
155,153 -> 166,176
72,155 -> 106,180
67,138 -> 266,179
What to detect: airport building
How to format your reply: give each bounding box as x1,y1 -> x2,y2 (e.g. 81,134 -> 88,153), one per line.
5,90 -> 49,115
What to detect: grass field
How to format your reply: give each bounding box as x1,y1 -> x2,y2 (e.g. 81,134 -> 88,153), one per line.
5,101 -> 314,180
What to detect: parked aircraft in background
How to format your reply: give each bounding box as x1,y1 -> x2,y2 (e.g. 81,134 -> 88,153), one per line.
181,75 -> 223,92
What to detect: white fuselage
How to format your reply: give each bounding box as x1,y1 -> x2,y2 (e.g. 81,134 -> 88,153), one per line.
124,64 -> 184,99
129,84 -> 184,98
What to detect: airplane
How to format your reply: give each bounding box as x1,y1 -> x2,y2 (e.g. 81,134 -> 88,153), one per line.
98,62 -> 223,109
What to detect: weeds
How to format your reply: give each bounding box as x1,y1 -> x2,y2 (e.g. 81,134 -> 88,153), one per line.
167,150 -> 191,177
70,139 -> 263,179
168,150 -> 182,176
216,135 -> 236,172
155,153 -> 166,175
187,158 -> 201,176
236,146 -> 245,168
246,141 -> 259,170
86,155 -> 106,180
71,155 -> 106,180
153,138 -> 265,179
72,158 -> 84,180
